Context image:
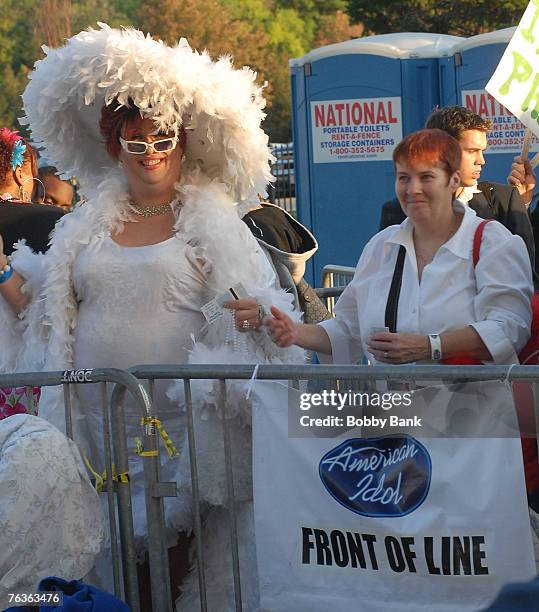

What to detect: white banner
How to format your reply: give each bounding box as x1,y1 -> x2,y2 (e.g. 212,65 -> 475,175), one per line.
252,381 -> 535,612
486,0 -> 539,140
310,97 -> 402,163
462,89 -> 539,154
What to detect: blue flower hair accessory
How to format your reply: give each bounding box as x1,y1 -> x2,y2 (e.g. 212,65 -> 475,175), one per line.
0,128 -> 27,171
10,140 -> 27,170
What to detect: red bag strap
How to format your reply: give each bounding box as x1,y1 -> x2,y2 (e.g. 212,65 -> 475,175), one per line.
472,219 -> 494,267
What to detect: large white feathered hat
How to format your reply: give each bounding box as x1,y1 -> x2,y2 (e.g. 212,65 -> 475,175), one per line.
22,23 -> 273,204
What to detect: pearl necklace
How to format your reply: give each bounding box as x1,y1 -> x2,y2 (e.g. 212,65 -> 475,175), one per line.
129,198 -> 180,218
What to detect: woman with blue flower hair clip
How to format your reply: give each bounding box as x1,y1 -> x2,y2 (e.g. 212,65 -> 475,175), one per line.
0,128 -> 64,259
0,128 -> 37,203
0,129 -> 64,423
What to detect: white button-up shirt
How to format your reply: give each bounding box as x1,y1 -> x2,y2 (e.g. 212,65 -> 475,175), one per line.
319,202 -> 533,364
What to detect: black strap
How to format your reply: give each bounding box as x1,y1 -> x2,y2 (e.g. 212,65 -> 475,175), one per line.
384,245 -> 406,333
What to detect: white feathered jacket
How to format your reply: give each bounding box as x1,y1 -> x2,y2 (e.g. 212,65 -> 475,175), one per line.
0,173 -> 304,483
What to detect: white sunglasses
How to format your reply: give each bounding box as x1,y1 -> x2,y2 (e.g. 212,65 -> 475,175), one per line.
119,136 -> 179,155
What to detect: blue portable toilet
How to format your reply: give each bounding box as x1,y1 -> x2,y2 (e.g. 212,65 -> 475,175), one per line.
290,33 -> 463,285
442,28 -> 537,184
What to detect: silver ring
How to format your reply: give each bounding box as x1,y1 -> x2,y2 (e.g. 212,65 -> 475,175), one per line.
384,351 -> 389,359
242,319 -> 251,330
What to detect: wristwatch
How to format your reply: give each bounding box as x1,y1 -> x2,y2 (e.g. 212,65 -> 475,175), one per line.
428,333 -> 442,361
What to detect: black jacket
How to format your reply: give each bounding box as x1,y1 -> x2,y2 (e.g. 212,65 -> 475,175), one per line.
379,182 -> 536,274
0,201 -> 64,255
529,203 -> 539,277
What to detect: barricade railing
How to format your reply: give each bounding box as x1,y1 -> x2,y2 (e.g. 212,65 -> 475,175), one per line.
322,264 -> 355,289
0,368 -> 152,612
321,264 -> 355,312
127,363 -> 539,612
5,363 -> 538,611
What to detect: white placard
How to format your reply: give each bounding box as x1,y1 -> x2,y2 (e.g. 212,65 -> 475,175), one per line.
252,381 -> 535,612
311,97 -> 403,163
462,89 -> 539,153
486,0 -> 539,140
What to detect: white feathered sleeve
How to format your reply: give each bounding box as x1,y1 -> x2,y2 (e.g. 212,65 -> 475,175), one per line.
167,181 -> 305,509
178,178 -> 305,369
0,242 -> 48,372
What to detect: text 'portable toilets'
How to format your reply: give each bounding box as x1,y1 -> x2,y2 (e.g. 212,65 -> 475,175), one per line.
291,33 -> 463,284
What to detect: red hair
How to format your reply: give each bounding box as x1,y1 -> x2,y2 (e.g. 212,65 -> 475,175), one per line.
393,129 -> 461,177
99,99 -> 186,160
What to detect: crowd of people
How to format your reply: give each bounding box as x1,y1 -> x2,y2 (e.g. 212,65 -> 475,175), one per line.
0,22 -> 538,612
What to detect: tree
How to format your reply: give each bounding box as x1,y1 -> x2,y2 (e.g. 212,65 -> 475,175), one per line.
0,0 -> 38,131
313,9 -> 363,48
34,0 -> 72,49
138,0 -> 280,132
138,0 -> 270,69
0,0 -> 370,140
71,0 -> 134,33
347,0 -> 528,37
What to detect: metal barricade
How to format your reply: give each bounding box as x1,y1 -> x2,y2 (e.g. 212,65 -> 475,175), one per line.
315,286 -> 344,315
5,363 -> 538,611
322,264 -> 355,289
321,264 -> 355,313
0,368 -> 153,612
267,142 -> 296,215
126,363 -> 539,612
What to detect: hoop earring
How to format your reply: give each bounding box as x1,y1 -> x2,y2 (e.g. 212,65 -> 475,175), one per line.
19,176 -> 45,203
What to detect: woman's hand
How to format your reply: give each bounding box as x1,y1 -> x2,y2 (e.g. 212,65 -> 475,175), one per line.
224,297 -> 264,332
265,306 -> 298,348
367,332 -> 430,364
265,306 -> 332,353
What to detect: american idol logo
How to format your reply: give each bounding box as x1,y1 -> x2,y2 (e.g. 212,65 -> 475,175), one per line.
319,435 -> 431,517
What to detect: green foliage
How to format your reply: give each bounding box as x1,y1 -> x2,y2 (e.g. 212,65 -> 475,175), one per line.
2,0 -> 527,140
221,0 -> 271,25
268,8 -> 313,56
0,0 -> 37,131
347,0 -> 528,36
277,0 -> 347,15
71,0 -> 132,33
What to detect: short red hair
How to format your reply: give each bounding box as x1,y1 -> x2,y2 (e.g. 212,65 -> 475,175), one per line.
393,129 -> 461,177
99,99 -> 186,160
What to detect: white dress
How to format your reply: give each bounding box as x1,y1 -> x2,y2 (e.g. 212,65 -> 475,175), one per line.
68,233 -> 267,610
70,233 -> 210,543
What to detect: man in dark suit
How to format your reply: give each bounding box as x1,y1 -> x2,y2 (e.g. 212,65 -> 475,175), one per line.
379,106 -> 535,272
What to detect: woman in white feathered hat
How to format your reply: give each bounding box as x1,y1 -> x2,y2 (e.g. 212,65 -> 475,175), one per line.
0,24 -> 304,610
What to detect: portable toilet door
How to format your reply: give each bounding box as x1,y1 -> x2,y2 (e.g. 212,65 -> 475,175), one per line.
445,28 -> 539,184
290,33 -> 463,285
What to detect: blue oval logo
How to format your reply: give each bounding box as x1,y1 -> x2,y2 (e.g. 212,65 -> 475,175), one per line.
319,435 -> 431,517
